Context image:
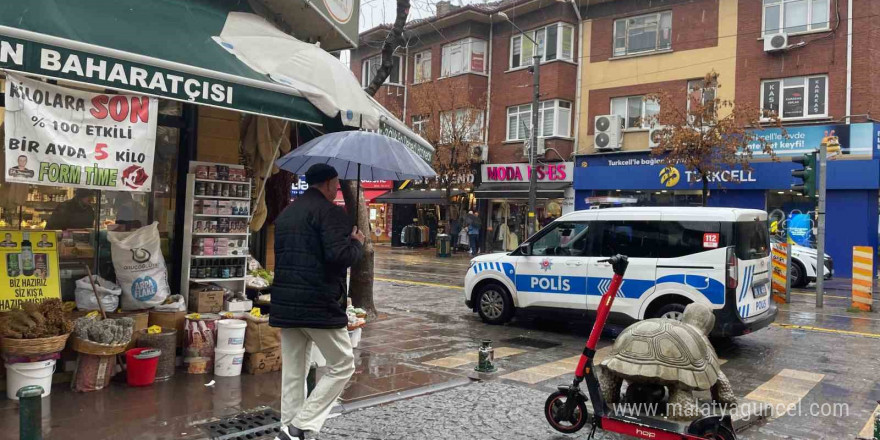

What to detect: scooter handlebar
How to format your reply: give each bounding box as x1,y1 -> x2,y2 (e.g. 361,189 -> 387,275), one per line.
597,254 -> 629,276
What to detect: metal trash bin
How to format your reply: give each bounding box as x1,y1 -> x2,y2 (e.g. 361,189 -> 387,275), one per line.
436,234 -> 451,257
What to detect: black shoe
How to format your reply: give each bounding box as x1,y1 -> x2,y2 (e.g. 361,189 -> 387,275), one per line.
274,425 -> 305,440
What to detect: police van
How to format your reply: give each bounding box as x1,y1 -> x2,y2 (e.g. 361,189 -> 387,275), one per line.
464,207 -> 777,337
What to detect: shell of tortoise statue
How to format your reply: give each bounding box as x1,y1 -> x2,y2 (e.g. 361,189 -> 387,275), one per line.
596,303 -> 736,420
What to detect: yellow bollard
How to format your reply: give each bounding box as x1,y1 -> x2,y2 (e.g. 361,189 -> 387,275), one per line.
852,246 -> 874,311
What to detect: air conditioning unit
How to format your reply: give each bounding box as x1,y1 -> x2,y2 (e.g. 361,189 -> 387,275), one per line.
648,125 -> 665,149
470,144 -> 489,162
594,115 -> 622,151
524,138 -> 547,157
764,32 -> 788,52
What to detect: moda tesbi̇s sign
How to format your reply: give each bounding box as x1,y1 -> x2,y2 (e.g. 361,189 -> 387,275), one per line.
481,162 -> 574,183
4,74 -> 157,191
0,230 -> 60,312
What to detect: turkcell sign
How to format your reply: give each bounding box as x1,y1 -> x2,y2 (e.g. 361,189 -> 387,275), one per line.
516,275 -> 585,294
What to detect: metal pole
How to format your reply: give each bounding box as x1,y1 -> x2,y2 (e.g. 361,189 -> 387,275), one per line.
816,143 -> 827,308
17,385 -> 43,440
785,242 -> 792,303
527,54 -> 540,238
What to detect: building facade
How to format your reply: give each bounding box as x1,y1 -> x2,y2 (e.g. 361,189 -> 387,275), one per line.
351,0 -> 581,251
574,0 -> 880,277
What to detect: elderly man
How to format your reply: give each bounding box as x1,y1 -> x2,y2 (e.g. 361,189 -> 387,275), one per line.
271,163 -> 365,440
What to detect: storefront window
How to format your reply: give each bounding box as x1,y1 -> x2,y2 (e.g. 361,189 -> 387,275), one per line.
766,189 -> 815,245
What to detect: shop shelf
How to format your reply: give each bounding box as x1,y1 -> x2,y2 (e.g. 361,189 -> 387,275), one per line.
192,232 -> 249,236
190,277 -> 245,282
194,195 -> 250,201
195,178 -> 252,185
193,214 -> 250,218
191,254 -> 248,259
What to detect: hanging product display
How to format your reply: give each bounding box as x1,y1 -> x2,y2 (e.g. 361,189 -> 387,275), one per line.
0,230 -> 61,311
4,74 -> 158,192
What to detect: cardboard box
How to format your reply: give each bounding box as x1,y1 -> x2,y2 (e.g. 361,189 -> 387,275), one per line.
189,285 -> 224,313
245,348 -> 281,374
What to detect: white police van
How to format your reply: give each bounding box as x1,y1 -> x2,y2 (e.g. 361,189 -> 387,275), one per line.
464,207 -> 777,337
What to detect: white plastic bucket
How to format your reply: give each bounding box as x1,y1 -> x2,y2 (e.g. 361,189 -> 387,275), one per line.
216,319 -> 247,350
214,347 -> 245,377
6,360 -> 56,400
348,327 -> 362,348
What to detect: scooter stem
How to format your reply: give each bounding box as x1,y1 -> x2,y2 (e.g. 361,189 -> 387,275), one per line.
575,255 -> 628,379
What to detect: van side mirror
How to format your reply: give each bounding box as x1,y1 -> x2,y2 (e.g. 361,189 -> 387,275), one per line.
519,242 -> 532,256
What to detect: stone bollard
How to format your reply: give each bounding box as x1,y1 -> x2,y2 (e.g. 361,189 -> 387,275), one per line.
475,339 -> 496,373
17,385 -> 43,440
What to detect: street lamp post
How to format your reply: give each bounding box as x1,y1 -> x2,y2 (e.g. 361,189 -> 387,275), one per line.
499,12 -> 541,238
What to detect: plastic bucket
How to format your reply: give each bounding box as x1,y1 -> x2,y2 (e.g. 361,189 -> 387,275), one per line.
5,360 -> 55,400
126,348 -> 161,387
216,319 -> 247,350
214,347 -> 245,377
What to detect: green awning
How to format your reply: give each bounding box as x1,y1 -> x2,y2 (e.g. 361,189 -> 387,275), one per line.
0,0 -> 325,124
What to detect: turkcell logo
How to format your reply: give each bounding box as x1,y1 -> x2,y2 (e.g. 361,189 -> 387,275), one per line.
516,275 -> 586,294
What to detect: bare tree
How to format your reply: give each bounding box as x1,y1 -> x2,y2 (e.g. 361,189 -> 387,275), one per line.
648,72 -> 783,205
339,0 -> 411,318
408,79 -> 487,193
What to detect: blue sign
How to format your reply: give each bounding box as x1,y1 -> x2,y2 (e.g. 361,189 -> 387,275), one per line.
745,122 -> 876,157
787,213 -> 813,246
290,176 -> 309,199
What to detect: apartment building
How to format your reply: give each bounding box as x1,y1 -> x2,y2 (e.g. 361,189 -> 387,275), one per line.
351,0 -> 581,252
574,0 -> 880,276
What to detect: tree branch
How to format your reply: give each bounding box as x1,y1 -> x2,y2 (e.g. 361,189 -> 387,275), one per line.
364,0 -> 411,97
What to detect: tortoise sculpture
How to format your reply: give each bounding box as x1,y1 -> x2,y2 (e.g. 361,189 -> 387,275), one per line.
596,303 -> 736,420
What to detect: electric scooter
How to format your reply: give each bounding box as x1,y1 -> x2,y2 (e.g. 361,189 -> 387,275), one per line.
544,255 -> 737,440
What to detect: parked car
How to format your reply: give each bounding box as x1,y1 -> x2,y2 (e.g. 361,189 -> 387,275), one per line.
464,207 -> 777,337
770,236 -> 833,288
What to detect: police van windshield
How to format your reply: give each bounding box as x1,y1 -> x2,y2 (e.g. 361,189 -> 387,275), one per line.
734,220 -> 770,260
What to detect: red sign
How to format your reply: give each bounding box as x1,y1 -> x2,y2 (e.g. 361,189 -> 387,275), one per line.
359,180 -> 392,189
703,233 -> 720,249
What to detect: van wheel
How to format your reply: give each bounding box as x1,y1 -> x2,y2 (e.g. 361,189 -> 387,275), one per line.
790,261 -> 807,288
476,283 -> 514,325
652,303 -> 686,321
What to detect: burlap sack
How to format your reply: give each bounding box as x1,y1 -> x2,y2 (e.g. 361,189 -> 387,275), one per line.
244,314 -> 280,353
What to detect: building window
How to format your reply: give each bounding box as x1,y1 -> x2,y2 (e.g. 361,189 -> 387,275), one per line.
510,23 -> 575,69
412,115 -> 430,136
414,50 -> 432,83
506,100 -> 572,141
687,78 -> 717,121
441,38 -> 487,77
763,0 -> 829,36
613,11 -> 672,57
761,75 -> 827,120
361,54 -> 403,87
440,109 -> 484,144
611,95 -> 659,129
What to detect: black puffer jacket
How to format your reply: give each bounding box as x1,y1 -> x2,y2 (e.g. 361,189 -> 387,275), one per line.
270,188 -> 363,329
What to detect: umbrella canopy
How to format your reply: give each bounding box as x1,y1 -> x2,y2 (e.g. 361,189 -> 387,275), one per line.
213,12 -> 379,129
276,131 -> 437,181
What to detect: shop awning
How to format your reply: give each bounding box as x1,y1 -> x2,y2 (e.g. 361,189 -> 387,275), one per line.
370,96 -> 435,164
473,182 -> 569,199
374,189 -> 464,205
0,0 -> 324,124
334,189 -> 389,204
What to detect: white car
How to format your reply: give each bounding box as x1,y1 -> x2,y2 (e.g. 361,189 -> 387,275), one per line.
464,207 -> 777,337
771,236 -> 833,288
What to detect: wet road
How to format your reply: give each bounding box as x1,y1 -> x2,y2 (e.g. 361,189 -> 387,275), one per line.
348,245 -> 880,440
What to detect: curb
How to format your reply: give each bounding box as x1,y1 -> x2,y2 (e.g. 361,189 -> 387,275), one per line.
332,376 -> 474,415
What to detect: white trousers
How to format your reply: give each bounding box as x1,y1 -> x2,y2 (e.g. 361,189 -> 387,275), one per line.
280,327 -> 355,432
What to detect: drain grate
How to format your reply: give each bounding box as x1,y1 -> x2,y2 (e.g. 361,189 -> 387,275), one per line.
197,407 -> 283,440
501,336 -> 560,349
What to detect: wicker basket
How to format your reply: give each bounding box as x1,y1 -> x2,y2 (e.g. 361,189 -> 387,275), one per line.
70,336 -> 129,356
1,333 -> 71,357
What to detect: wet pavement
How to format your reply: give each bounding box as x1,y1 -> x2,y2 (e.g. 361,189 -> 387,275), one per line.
1,245 -> 879,439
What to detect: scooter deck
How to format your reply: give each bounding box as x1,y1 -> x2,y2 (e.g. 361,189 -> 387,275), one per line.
604,413 -> 690,433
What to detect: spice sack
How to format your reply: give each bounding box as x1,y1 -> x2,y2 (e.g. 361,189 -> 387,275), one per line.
107,222 -> 171,310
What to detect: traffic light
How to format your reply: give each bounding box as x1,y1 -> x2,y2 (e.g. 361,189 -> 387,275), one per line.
791,152 -> 817,198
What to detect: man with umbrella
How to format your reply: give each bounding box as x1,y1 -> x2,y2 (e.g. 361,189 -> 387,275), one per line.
271,163 -> 365,440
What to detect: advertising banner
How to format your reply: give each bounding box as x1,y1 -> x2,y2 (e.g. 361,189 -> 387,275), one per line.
787,213 -> 813,247
0,230 -> 61,312
4,73 -> 157,191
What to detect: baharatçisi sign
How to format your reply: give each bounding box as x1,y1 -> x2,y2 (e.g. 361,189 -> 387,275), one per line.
4,73 -> 157,191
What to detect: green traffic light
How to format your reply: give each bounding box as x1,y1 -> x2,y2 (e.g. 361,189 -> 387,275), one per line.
790,152 -> 818,198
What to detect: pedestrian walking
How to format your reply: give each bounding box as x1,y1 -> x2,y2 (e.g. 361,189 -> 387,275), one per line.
270,163 -> 365,440
466,210 -> 481,256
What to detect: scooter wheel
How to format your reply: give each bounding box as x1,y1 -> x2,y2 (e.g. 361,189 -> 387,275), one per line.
693,425 -> 736,440
545,390 -> 589,434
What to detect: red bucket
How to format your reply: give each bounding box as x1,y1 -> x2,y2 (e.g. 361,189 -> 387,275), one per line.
126,348 -> 161,387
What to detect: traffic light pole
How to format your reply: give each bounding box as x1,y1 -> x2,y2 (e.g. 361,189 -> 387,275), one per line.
527,53 -> 540,239
816,141 -> 827,308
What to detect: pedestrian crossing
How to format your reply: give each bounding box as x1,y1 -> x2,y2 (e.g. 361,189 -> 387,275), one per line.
857,404 -> 880,440
422,346 -> 526,368
743,368 -> 824,419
